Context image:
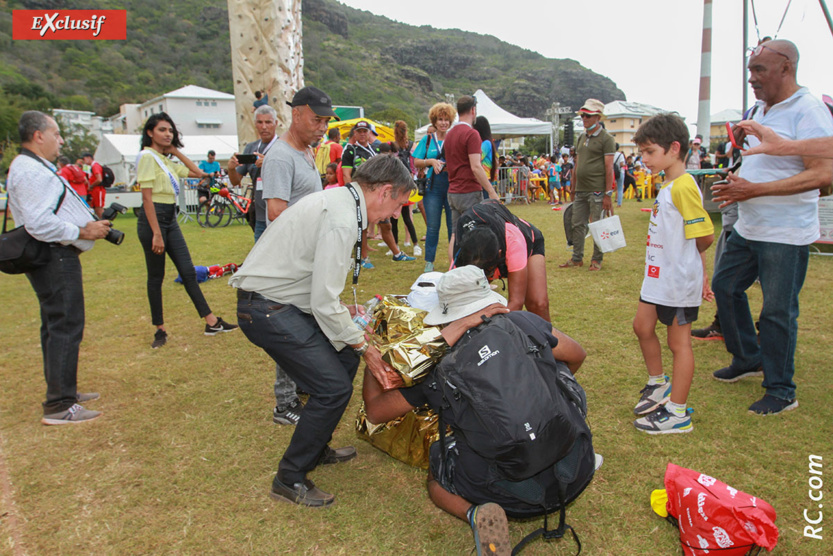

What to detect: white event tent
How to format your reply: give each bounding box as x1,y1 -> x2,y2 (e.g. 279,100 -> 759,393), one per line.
95,134 -> 240,186
415,89 -> 553,149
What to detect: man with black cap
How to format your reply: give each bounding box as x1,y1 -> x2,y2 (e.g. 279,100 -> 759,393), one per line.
260,86 -> 339,426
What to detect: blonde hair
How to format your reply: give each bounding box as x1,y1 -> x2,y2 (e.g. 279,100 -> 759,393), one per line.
429,102 -> 456,126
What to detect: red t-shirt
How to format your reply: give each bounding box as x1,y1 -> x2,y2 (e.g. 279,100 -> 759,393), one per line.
59,165 -> 88,197
443,122 -> 483,193
328,141 -> 343,163
88,161 -> 104,188
444,122 -> 483,194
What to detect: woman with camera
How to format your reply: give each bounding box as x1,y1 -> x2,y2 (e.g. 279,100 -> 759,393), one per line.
413,102 -> 456,273
137,113 -> 237,349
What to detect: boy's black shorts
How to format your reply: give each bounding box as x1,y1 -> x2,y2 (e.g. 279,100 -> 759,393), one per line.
639,298 -> 699,326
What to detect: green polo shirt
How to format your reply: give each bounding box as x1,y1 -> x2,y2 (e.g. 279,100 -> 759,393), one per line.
575,127 -> 615,192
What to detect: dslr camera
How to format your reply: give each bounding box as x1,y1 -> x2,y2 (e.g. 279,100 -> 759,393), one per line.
100,202 -> 127,245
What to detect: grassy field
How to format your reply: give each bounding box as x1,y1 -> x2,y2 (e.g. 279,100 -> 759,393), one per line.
0,199 -> 830,555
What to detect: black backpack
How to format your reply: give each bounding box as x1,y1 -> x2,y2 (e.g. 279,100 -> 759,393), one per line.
436,314 -> 595,553
455,200 -> 536,277
100,165 -> 115,188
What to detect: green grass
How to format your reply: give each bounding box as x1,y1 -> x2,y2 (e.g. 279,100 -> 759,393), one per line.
1,200 -> 830,555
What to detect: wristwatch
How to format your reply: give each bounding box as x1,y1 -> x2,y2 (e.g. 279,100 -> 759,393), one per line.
353,342 -> 369,356
605,190 -> 614,197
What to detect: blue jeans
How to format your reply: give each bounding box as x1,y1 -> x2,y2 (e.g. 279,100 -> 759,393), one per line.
616,173 -> 625,207
254,219 -> 267,242
422,171 -> 452,263
712,231 -> 809,400
26,244 -> 85,414
236,293 -> 360,483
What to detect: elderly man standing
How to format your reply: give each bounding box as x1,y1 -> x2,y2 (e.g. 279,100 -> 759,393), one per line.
7,111 -> 112,424
560,99 -> 615,271
230,155 -> 415,507
227,104 -> 279,240
711,39 -> 833,415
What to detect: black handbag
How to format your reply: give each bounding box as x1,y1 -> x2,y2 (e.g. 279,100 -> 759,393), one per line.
0,171 -> 67,275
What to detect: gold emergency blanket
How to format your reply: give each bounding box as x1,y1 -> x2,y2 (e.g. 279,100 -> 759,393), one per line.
369,295 -> 446,390
355,404 -> 440,469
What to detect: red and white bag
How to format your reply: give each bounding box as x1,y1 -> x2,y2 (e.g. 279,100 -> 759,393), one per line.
662,463 -> 779,555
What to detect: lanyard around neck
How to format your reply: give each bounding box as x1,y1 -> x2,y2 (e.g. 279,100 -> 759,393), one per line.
344,182 -> 364,286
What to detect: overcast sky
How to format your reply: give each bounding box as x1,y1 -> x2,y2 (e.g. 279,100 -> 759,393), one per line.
337,0 -> 833,131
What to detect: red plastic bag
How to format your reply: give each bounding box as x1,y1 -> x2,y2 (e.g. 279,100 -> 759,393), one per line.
664,463 -> 779,555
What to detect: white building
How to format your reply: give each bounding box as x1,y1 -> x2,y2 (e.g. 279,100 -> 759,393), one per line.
570,101 -> 676,156
52,109 -> 114,141
108,85 -> 237,137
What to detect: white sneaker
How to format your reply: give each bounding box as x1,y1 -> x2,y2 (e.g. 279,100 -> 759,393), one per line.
413,244 -> 423,256
385,250 -> 393,256
404,241 -> 412,247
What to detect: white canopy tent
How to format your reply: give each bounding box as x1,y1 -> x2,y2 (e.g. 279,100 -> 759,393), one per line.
95,134 -> 240,186
415,89 -> 553,150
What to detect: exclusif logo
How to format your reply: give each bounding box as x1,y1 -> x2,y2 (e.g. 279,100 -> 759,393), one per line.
13,10 -> 126,40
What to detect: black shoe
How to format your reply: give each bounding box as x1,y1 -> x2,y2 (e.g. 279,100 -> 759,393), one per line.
691,322 -> 723,341
151,329 -> 167,349
712,365 -> 763,383
319,445 -> 357,465
749,394 -> 798,415
272,399 -> 303,425
270,478 -> 334,507
205,317 -> 238,336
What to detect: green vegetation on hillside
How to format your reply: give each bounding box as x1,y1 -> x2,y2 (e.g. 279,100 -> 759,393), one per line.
1,0 -> 623,163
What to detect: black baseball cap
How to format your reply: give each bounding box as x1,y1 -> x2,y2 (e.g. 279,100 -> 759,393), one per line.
286,86 -> 339,120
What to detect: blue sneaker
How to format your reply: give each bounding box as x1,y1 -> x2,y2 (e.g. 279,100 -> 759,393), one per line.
633,377 -> 671,415
634,405 -> 693,435
392,252 -> 415,262
361,258 -> 375,269
424,261 -> 434,273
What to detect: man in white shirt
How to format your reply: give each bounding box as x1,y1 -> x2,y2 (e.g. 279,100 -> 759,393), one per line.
230,155 -> 415,507
7,111 -> 112,425
710,40 -> 833,415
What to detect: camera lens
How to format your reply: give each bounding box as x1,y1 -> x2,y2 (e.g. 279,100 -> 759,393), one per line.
105,228 -> 124,245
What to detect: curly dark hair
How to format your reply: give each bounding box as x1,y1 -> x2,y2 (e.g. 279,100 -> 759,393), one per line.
140,112 -> 184,150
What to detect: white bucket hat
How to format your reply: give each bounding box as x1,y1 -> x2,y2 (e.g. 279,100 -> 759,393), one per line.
424,266 -> 507,326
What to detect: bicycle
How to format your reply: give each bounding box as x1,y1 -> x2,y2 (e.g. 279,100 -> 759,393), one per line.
197,184 -> 251,227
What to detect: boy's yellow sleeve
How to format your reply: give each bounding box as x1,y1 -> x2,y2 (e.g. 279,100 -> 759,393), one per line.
671,174 -> 714,239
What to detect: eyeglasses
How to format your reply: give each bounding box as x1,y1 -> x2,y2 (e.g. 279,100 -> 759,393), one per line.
746,43 -> 790,61
579,113 -> 597,119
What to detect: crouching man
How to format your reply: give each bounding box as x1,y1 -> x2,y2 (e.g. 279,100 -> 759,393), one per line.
230,155 -> 416,507
362,266 -> 594,555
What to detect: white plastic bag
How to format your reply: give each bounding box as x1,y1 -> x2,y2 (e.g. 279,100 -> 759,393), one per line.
588,212 -> 626,253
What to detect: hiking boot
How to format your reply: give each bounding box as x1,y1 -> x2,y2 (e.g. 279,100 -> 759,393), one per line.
748,394 -> 798,416
273,399 -> 303,425
393,252 -> 416,261
469,503 -> 510,556
633,405 -> 693,435
41,404 -> 102,426
712,365 -> 763,383
151,329 -> 167,348
633,378 -> 671,415
319,445 -> 357,465
691,322 -> 723,341
76,392 -> 100,403
205,317 -> 238,336
559,259 -> 583,268
270,478 -> 334,508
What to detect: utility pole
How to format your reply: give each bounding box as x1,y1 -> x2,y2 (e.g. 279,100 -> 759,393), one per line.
696,0 -> 713,149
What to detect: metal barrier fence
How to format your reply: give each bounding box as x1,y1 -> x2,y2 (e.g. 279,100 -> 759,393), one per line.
496,167 -> 529,204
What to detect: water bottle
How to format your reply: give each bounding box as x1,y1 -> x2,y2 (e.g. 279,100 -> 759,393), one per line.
353,295 -> 382,330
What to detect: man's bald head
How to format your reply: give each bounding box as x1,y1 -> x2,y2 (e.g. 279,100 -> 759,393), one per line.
748,39 -> 801,107
762,39 -> 799,74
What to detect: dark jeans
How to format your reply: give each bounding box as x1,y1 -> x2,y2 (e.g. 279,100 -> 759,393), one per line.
26,244 -> 85,414
254,219 -> 267,242
423,171 -> 452,263
712,231 -> 809,400
236,293 -> 360,484
137,203 -> 211,326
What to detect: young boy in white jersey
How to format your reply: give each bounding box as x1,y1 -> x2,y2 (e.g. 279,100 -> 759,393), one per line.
631,114 -> 715,434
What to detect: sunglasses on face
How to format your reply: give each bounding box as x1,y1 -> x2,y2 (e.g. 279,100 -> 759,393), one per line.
579,114 -> 596,119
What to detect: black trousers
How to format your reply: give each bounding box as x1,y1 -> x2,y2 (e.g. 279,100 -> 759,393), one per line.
391,206 -> 418,245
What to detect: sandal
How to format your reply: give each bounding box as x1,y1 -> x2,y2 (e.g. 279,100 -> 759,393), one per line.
589,261 -> 602,271
559,259 -> 583,268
